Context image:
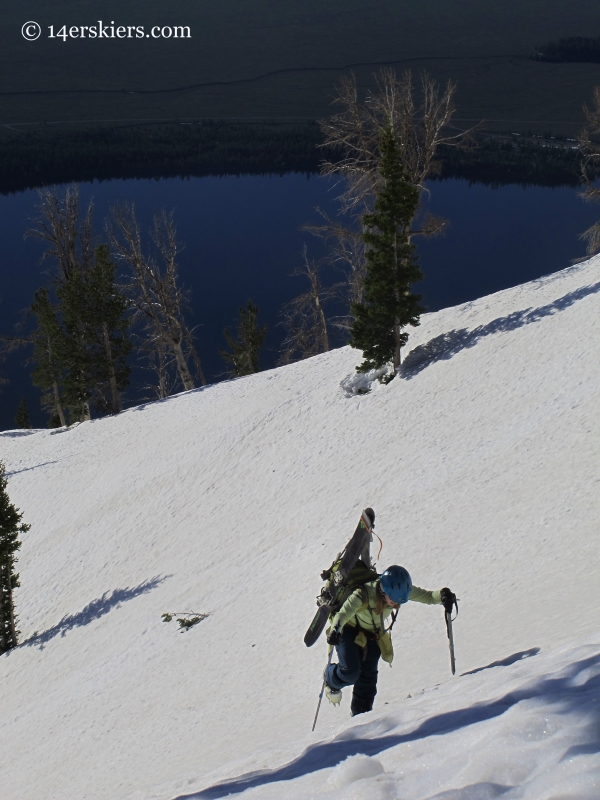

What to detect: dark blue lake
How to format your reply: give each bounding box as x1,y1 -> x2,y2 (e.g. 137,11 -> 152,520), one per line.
0,174 -> 597,431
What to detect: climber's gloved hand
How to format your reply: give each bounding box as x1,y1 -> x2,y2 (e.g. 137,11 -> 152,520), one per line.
440,587 -> 457,614
327,625 -> 342,646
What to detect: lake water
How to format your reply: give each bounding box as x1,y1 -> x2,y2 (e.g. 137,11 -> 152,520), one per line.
0,174 -> 597,430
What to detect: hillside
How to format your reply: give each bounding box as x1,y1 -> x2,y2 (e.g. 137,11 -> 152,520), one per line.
1,256 -> 599,799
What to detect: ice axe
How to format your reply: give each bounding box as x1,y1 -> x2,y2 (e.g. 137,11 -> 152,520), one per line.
311,645 -> 334,731
441,588 -> 458,674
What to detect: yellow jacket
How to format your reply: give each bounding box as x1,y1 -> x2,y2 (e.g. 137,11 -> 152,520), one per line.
329,580 -> 441,664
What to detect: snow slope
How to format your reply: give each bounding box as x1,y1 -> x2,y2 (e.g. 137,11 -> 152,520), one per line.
1,257 -> 599,800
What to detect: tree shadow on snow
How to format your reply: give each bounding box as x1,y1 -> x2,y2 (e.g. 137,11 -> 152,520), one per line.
4,460 -> 62,477
20,575 -> 168,651
461,647 -> 540,676
177,652 -> 600,800
400,281 -> 600,378
426,783 -> 514,799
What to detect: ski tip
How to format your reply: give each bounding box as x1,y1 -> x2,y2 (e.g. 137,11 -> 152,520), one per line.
363,508 -> 375,529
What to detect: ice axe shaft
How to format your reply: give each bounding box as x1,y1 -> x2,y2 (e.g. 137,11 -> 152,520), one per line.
445,609 -> 456,675
311,647 -> 333,731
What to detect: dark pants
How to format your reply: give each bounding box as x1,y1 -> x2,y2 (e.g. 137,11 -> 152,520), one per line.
324,625 -> 381,716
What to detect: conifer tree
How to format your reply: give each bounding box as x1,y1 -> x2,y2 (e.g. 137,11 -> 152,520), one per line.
59,245 -> 131,416
57,268 -> 92,422
221,300 -> 267,377
30,288 -> 67,427
30,246 -> 131,423
317,69 -> 468,320
350,126 -> 423,378
0,461 -> 30,654
15,398 -> 31,430
28,185 -> 93,424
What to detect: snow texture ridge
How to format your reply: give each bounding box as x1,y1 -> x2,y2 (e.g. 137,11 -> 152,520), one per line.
1,257 -> 599,800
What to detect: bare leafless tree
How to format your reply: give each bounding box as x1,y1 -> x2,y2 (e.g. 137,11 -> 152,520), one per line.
279,246 -> 335,365
108,204 -> 204,393
26,184 -> 94,284
579,87 -> 600,255
315,69 -> 473,313
320,68 -> 469,213
306,210 -> 366,303
138,340 -> 180,400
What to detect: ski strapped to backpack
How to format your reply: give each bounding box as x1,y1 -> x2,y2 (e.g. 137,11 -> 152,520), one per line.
304,508 -> 378,647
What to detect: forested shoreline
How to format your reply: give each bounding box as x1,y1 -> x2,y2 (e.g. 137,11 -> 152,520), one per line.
436,138 -> 590,188
0,122 -> 593,194
0,122 -> 323,195
2,94 -> 600,431
531,35 -> 600,63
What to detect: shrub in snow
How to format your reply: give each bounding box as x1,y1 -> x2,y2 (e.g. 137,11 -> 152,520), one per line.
162,612 -> 209,631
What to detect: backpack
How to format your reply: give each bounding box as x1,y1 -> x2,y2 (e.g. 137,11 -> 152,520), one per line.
320,557 -> 379,615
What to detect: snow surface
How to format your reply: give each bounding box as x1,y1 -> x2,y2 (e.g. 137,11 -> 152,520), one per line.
1,258 -> 599,800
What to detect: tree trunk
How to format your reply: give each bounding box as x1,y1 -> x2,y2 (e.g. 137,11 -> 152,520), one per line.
0,557 -> 17,653
6,568 -> 17,648
315,295 -> 330,352
172,340 -> 195,391
393,319 -> 402,370
392,230 -> 402,371
0,564 -> 7,654
102,321 -> 121,413
158,363 -> 168,399
53,381 -> 66,427
157,345 -> 169,399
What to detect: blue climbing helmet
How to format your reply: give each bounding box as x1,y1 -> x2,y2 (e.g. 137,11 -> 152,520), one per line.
379,565 -> 412,605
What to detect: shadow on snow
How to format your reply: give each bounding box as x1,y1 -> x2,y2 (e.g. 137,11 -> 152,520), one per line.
461,647 -> 541,676
177,651 -> 600,799
4,460 -> 62,477
19,575 -> 168,651
401,281 -> 600,378
424,782 -> 514,799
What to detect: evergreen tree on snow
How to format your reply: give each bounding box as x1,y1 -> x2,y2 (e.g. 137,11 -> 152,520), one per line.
14,398 -> 31,430
56,266 -> 92,422
350,126 -> 423,378
221,300 -> 267,377
30,287 -> 68,427
27,186 -> 131,421
30,246 -> 131,424
68,245 -> 131,415
0,461 -> 30,654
